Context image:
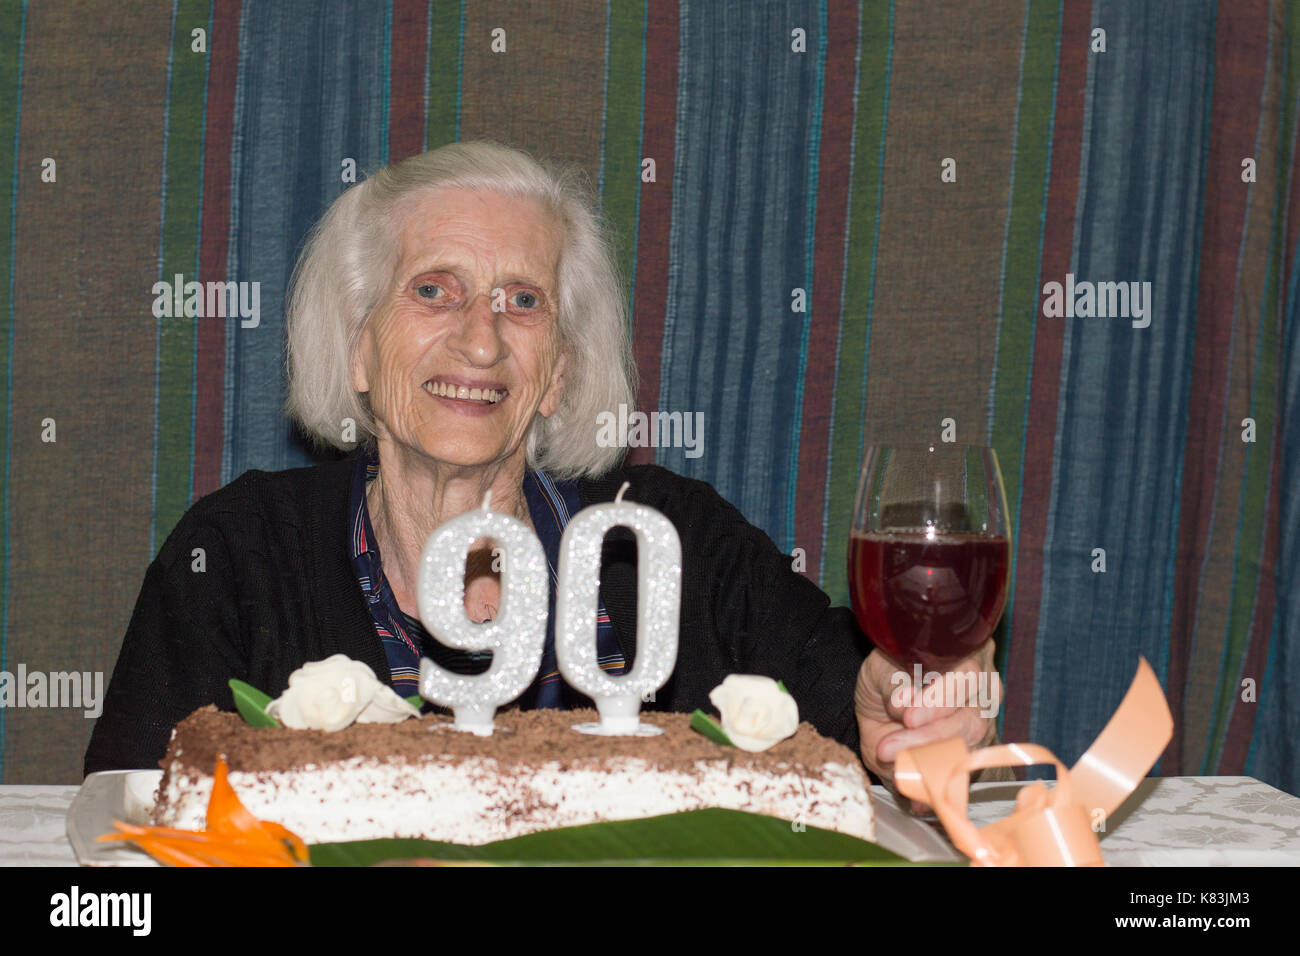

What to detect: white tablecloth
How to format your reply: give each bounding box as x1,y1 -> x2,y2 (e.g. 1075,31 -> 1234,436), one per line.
869,775 -> 1300,865
3,776 -> 1298,866
0,785 -> 80,866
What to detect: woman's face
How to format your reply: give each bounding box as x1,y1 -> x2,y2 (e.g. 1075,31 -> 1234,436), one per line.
352,187 -> 567,472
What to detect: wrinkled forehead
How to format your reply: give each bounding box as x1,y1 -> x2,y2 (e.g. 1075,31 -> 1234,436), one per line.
392,185 -> 564,287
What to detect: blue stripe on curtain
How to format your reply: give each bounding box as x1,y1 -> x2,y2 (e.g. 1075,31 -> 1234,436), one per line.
1028,0 -> 1215,768
789,0 -> 827,537
223,0 -> 393,482
659,0 -> 823,549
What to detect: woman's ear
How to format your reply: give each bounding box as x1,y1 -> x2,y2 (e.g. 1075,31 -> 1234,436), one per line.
539,349 -> 568,419
351,329 -> 373,394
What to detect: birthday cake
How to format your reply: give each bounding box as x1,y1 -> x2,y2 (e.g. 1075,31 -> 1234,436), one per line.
152,705 -> 876,845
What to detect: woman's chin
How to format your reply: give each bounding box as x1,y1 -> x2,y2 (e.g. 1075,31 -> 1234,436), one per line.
405,437 -> 514,471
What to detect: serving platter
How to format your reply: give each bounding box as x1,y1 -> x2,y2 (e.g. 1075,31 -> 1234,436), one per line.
66,771 -> 162,867
67,770 -> 963,866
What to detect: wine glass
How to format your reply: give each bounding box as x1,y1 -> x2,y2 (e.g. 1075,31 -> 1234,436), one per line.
848,444 -> 1011,672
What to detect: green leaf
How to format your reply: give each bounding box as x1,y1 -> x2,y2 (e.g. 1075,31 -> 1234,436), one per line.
405,695 -> 424,710
776,680 -> 790,694
229,678 -> 279,728
689,709 -> 734,747
309,808 -> 934,866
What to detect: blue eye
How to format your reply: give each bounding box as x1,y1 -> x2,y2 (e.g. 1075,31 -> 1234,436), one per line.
512,291 -> 538,309
417,283 -> 443,299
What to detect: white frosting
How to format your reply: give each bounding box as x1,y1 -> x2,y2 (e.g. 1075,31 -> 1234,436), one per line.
156,755 -> 875,846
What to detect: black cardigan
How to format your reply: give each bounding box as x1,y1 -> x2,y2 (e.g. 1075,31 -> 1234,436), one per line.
84,455 -> 872,774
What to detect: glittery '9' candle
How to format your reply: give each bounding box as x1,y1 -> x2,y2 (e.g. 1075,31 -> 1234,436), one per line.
555,482 -> 682,735
416,491 -> 549,735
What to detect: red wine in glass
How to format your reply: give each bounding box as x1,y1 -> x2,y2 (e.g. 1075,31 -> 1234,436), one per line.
849,445 -> 1011,670
849,531 -> 1009,670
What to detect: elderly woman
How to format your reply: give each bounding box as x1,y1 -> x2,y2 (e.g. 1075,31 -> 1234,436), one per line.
85,141 -> 1000,792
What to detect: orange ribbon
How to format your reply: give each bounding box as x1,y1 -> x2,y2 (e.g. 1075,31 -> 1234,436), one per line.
893,657 -> 1173,866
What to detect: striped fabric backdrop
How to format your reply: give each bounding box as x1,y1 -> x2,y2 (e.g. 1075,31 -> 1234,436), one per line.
0,0 -> 1295,790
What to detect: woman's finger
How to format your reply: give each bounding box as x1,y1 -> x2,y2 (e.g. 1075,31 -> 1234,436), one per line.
900,701 -> 961,727
877,709 -> 985,762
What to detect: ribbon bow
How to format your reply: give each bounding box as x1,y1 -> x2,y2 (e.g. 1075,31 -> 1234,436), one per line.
894,657 -> 1173,866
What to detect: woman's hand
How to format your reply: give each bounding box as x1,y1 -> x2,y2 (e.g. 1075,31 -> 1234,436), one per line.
854,642 -> 1001,809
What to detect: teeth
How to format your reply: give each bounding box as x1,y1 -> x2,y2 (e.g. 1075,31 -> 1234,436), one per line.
423,380 -> 505,403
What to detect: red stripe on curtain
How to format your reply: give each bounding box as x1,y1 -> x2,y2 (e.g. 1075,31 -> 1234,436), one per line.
627,0 -> 678,467
194,0 -> 242,498
796,0 -> 858,581
1285,35 -> 1300,299
388,0 -> 429,162
1000,0 -> 1092,745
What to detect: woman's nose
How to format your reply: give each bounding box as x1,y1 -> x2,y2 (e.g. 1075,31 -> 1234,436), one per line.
445,291 -> 507,366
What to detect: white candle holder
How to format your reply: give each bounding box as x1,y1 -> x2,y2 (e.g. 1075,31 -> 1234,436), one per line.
416,491 -> 549,735
555,482 -> 682,736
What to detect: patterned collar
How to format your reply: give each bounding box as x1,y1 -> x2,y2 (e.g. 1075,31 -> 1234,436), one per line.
347,444 -> 625,703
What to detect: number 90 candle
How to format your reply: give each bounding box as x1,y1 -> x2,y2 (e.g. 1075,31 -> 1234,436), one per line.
556,482 -> 682,735
416,491 -> 549,735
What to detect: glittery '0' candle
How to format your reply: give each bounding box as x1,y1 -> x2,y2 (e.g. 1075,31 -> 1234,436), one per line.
416,491 -> 549,735
555,482 -> 682,735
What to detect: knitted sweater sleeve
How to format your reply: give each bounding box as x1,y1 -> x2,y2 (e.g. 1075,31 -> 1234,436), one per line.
83,509 -> 247,775
640,466 -> 873,755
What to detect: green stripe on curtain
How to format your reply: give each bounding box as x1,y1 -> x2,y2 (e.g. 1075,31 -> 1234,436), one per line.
426,0 -> 461,148
823,0 -> 892,607
989,0 -> 1060,550
153,0 -> 211,553
601,0 -> 645,311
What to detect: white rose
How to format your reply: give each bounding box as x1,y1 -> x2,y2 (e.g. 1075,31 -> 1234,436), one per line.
355,684 -> 422,724
708,674 -> 799,752
266,655 -> 418,731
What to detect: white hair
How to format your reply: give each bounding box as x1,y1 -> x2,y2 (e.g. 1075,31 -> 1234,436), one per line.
284,140 -> 636,479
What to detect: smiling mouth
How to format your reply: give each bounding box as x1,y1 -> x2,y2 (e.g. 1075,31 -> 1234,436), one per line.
422,379 -> 508,405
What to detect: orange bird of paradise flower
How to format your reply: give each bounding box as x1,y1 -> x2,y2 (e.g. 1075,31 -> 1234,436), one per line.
98,757 -> 309,867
